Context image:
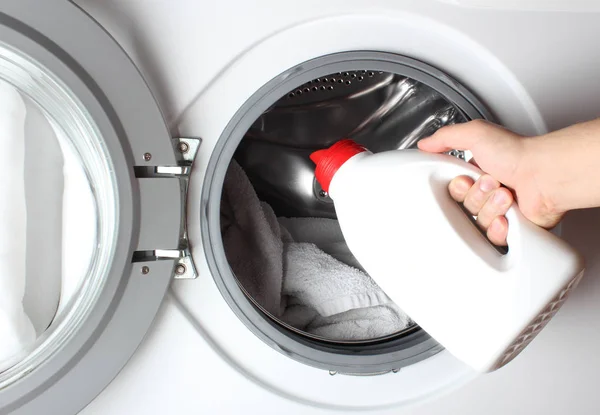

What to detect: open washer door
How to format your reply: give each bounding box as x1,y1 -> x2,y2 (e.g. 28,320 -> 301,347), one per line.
0,1 -> 187,414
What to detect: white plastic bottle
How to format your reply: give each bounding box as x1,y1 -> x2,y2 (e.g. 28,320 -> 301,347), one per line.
311,139 -> 585,372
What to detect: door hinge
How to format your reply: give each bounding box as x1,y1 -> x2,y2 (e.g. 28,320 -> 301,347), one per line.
132,138 -> 200,279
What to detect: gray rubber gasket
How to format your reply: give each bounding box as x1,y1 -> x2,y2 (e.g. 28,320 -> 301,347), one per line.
202,51 -> 493,374
0,1 -> 176,414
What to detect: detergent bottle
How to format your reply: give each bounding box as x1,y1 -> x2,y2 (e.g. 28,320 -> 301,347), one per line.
310,139 -> 585,372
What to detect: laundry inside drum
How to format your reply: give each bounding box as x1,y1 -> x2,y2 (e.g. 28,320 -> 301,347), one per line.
0,41 -> 116,386
220,69 -> 468,343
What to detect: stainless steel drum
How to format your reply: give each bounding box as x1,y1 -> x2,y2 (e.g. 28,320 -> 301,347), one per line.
235,71 -> 466,219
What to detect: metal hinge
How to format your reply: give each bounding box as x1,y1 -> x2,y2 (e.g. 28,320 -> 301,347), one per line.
132,138 -> 200,279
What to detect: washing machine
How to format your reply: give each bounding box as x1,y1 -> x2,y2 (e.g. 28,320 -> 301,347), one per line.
1,0 -> 600,414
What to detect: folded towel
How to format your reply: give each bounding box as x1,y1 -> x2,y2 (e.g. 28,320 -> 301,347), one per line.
280,304 -> 319,331
221,159 -> 412,341
280,300 -> 411,342
281,242 -> 390,317
307,303 -> 412,341
279,219 -> 412,340
0,80 -> 36,371
279,217 -> 365,271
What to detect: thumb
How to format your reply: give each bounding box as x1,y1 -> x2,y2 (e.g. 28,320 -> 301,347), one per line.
417,121 -> 486,153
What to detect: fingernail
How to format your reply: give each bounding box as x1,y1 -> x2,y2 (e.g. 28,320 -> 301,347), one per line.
453,178 -> 470,193
490,218 -> 508,245
489,218 -> 499,233
479,176 -> 495,193
493,190 -> 508,205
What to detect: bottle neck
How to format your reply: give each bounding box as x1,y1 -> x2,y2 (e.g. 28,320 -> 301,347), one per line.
311,139 -> 368,192
327,151 -> 371,200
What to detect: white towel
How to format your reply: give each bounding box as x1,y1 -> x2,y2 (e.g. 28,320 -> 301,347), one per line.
307,303 -> 412,341
279,219 -> 412,341
0,80 -> 36,371
281,242 -> 391,317
278,217 -> 365,271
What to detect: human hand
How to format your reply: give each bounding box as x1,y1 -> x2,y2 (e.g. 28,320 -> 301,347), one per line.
417,120 -> 565,246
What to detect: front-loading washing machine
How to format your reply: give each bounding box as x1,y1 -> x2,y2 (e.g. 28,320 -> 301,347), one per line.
1,1 -> 600,414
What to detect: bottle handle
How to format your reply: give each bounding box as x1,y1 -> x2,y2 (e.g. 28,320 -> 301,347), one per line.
429,155 -> 549,270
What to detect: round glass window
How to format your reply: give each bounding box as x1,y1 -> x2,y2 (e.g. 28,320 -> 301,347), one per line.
0,40 -> 118,388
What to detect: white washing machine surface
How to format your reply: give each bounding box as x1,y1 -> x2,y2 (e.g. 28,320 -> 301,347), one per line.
1,1 -> 600,414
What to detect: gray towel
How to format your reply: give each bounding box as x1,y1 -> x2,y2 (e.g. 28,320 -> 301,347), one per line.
221,160 -> 285,317
221,159 -> 411,340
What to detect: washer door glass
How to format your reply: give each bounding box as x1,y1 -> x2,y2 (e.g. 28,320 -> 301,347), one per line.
0,35 -> 115,379
0,1 -> 179,414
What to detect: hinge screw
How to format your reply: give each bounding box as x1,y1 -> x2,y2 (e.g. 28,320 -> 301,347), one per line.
178,142 -> 190,153
175,264 -> 187,276
141,266 -> 150,275
143,152 -> 152,162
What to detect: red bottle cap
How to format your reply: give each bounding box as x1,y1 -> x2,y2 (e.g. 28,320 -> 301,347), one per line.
310,139 -> 368,193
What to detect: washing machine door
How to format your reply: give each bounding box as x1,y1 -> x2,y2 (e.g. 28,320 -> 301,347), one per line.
0,1 -> 189,413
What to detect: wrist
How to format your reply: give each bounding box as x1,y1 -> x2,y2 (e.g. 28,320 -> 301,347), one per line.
519,136 -> 566,217
522,128 -> 600,215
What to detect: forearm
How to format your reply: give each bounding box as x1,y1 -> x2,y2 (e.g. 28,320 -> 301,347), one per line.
523,118 -> 600,213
